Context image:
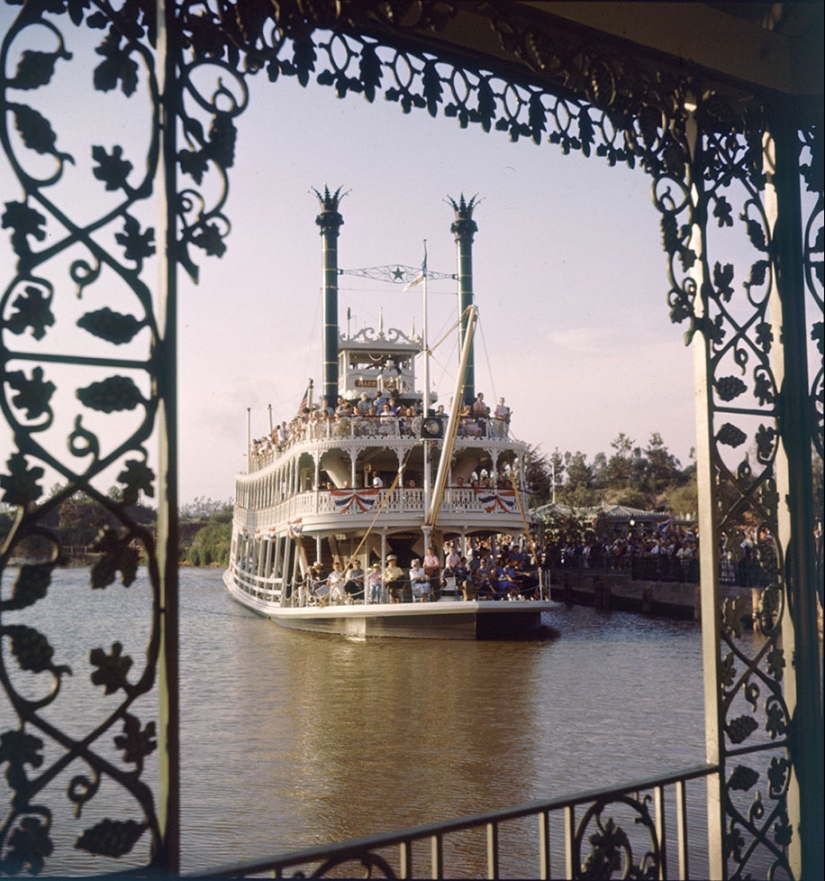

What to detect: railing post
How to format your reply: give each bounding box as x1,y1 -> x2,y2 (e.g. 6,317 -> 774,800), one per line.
431,833 -> 443,879
564,805 -> 575,880
486,821 -> 499,880
155,0 -> 181,870
763,109 -> 824,881
675,778 -> 689,880
654,785 -> 666,880
538,810 -> 551,879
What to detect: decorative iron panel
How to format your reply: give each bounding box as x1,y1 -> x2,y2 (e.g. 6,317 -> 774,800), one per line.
1,1 -> 820,876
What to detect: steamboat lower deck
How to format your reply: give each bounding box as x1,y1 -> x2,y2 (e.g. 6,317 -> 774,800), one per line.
224,570 -> 558,639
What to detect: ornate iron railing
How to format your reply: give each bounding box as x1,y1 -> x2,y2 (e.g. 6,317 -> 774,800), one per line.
1,1 -> 821,878
193,764 -> 718,880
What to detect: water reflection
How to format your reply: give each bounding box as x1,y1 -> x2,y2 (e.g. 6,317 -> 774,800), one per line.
179,570 -> 708,875
0,567 -> 712,876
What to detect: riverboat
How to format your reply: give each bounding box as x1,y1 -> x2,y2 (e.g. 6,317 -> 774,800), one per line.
224,190 -> 558,639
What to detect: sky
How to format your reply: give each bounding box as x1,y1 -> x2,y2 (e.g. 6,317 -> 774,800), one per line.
1,12 -> 697,508
172,76 -> 696,505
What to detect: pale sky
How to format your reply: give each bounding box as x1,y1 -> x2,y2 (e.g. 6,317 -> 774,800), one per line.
2,14 -> 697,508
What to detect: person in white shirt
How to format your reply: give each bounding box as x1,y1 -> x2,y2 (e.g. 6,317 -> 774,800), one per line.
327,561 -> 346,604
409,559 -> 430,601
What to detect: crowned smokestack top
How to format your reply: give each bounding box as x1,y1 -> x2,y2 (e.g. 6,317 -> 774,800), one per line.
448,193 -> 479,404
313,186 -> 347,407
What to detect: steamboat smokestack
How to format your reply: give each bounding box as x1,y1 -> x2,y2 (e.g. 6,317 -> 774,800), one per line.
448,194 -> 479,405
314,186 -> 346,408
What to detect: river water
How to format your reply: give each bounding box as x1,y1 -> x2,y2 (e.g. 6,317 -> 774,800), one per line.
3,567 -> 720,876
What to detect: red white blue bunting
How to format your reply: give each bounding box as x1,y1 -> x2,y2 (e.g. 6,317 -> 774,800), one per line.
330,488 -> 380,513
473,488 -> 516,513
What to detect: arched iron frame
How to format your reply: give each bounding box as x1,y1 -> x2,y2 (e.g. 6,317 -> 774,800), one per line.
0,1 -> 821,878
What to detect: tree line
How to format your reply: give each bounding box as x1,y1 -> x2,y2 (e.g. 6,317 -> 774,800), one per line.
526,431 -> 697,515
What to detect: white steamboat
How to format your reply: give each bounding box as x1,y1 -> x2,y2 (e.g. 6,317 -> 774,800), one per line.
224,190 -> 558,638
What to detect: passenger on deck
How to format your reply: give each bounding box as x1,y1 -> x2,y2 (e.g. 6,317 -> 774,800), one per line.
472,393 -> 489,418
493,558 -> 519,600
409,559 -> 431,601
344,560 -> 365,602
327,561 -> 346,604
423,545 -> 440,598
445,543 -> 461,571
309,562 -> 329,606
452,557 -> 473,600
382,554 -> 405,603
474,556 -> 496,600
368,562 -> 383,603
460,405 -> 482,438
493,397 -> 510,437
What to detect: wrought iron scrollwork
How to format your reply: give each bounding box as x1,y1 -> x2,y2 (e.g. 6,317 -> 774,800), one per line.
572,794 -> 660,880
1,0 -> 162,872
2,0 -> 820,876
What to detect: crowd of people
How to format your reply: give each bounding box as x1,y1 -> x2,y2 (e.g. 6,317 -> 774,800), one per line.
543,523 -> 778,587
291,520 -> 786,608
296,537 -> 545,607
249,391 -> 513,465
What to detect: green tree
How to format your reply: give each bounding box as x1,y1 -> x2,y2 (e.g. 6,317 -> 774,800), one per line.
183,501 -> 233,566
559,451 -> 598,507
607,432 -> 635,486
524,446 -> 552,505
644,432 -> 683,494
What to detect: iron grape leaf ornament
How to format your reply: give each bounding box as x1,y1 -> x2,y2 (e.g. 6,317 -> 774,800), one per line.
0,729 -> 45,791
117,459 -> 155,506
720,651 -> 736,688
721,596 -> 747,638
92,145 -> 133,192
77,307 -> 143,344
727,714 -> 759,745
765,699 -> 787,740
717,423 -> 747,448
12,49 -> 67,90
93,30 -> 139,97
767,757 -> 789,797
90,527 -> 139,588
2,202 -> 47,257
1,815 -> 54,876
7,564 -> 54,612
89,642 -> 133,695
76,376 -> 143,413
774,813 -> 793,848
75,818 -> 147,857
7,367 -> 56,420
115,215 -> 155,263
4,624 -> 71,677
715,376 -> 747,402
114,714 -> 157,764
713,195 -> 734,227
0,452 -> 45,507
728,765 -> 759,792
765,646 -> 785,681
12,104 -> 66,159
5,285 -> 54,339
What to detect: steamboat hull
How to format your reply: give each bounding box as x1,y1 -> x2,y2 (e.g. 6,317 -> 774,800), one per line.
224,570 -> 557,639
